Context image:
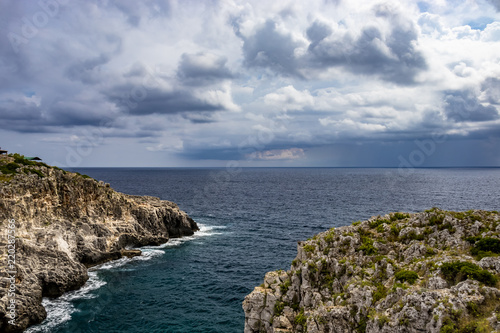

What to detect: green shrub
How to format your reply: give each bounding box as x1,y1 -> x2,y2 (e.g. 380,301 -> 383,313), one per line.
377,315 -> 390,328
274,301 -> 285,316
391,213 -> 409,221
369,219 -> 389,229
390,224 -> 401,237
470,238 -> 500,259
0,162 -> 20,175
395,270 -> 419,285
294,308 -> 307,326
280,279 -> 291,294
303,244 -> 316,253
400,231 -> 424,242
24,168 -> 44,178
359,237 -> 377,255
325,229 -> 335,243
440,261 -> 498,287
372,283 -> 387,303
429,214 -> 445,225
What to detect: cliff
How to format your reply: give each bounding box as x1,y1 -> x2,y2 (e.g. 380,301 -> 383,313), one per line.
0,155 -> 198,332
243,209 -> 500,333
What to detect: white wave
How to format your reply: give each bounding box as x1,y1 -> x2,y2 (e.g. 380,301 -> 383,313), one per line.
146,224 -> 226,249
25,223 -> 225,332
25,272 -> 105,333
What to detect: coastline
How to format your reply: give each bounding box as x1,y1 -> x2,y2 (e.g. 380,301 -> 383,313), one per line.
0,156 -> 198,332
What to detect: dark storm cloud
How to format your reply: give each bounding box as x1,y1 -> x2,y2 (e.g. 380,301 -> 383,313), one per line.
0,93 -> 118,133
236,5 -> 427,84
177,52 -> 234,86
106,86 -> 222,116
306,5 -> 427,84
0,96 -> 41,120
444,90 -> 499,122
240,19 -> 304,77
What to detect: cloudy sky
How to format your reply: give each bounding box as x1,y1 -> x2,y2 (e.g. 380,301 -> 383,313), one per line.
1,0 -> 499,167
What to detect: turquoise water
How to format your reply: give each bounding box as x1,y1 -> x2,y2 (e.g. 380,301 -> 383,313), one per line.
26,168 -> 500,332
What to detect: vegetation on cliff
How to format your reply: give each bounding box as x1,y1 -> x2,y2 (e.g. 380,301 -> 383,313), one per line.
244,209 -> 500,333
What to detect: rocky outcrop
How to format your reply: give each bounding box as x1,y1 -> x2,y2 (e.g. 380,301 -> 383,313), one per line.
244,209 -> 500,333
0,156 -> 198,332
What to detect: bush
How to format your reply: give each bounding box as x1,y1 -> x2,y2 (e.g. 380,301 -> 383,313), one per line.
395,270 -> 419,285
441,261 -> 498,287
24,168 -> 44,178
294,308 -> 307,326
303,244 -> 316,253
359,237 -> 377,255
274,301 -> 284,316
390,224 -> 401,237
391,213 -> 409,221
0,162 -> 20,175
429,214 -> 445,225
369,219 -> 389,229
470,238 -> 500,259
325,229 -> 335,243
372,283 -> 387,303
280,279 -> 291,294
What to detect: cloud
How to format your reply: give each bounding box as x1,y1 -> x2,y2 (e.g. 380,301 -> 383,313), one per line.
249,148 -> 305,160
481,21 -> 500,41
240,19 -> 304,77
177,52 -> 234,86
234,3 -> 427,84
443,90 -> 499,122
486,0 -> 500,12
306,4 -> 427,84
481,77 -> 500,104
263,85 -> 315,111
0,0 -> 499,166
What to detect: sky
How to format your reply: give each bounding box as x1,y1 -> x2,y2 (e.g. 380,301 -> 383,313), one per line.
0,0 -> 499,167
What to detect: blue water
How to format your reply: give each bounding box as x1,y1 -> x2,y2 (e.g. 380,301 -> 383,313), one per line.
26,168 -> 500,333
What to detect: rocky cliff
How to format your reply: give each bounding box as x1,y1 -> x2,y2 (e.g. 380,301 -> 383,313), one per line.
244,209 -> 500,333
0,155 -> 198,332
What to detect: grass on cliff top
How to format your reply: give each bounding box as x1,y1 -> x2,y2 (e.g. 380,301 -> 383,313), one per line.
0,153 -> 95,180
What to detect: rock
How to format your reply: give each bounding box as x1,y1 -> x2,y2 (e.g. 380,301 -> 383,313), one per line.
243,209 -> 500,333
0,159 -> 198,332
121,249 -> 142,258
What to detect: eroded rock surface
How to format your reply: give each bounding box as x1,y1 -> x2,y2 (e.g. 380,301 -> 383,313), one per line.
0,157 -> 198,332
244,210 -> 500,333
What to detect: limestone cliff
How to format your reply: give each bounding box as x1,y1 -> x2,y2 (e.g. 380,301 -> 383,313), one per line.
0,155 -> 198,332
244,209 -> 500,333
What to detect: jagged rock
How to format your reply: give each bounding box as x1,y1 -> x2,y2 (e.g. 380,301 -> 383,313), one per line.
0,158 -> 198,332
244,209 -> 500,332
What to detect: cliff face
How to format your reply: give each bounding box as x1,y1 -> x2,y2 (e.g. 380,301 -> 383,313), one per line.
244,209 -> 500,333
0,156 -> 198,332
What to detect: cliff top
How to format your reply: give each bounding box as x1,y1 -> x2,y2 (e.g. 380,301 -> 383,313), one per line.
244,209 -> 500,333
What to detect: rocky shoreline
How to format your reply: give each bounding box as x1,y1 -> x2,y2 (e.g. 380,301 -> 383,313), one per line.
0,155 -> 198,332
244,209 -> 500,333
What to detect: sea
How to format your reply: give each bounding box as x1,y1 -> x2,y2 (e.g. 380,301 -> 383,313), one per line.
25,168 -> 500,333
